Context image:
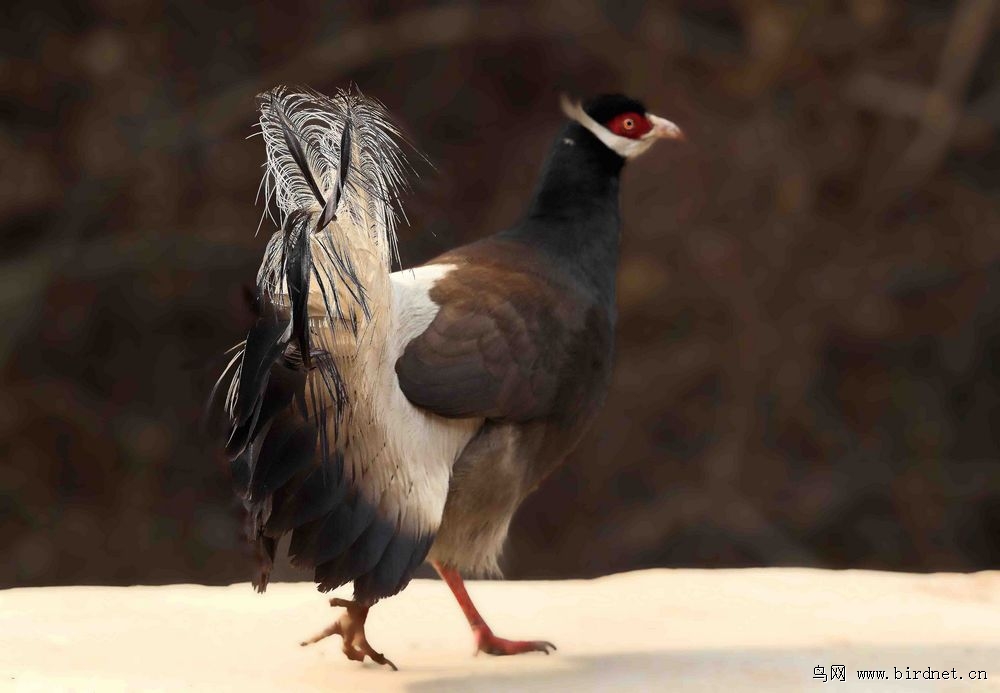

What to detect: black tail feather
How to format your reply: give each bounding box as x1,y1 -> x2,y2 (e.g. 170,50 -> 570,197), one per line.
251,534 -> 278,593
353,532 -> 435,603
283,212 -> 313,369
314,496 -> 398,593
248,413 -> 316,503
226,306 -> 290,458
265,453 -> 347,535
228,360 -> 302,465
317,119 -> 352,231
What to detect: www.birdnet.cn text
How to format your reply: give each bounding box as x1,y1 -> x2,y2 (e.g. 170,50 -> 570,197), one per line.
813,665 -> 989,683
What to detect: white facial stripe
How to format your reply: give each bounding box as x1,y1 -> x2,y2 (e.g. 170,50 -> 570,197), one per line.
559,95 -> 657,160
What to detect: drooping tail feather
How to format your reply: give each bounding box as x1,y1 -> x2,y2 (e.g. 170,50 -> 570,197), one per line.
214,85 -> 420,599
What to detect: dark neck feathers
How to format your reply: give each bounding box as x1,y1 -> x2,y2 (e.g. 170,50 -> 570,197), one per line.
527,123 -> 624,219
503,122 -> 623,299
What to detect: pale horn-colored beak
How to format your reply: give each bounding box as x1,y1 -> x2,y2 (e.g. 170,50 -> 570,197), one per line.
646,113 -> 685,141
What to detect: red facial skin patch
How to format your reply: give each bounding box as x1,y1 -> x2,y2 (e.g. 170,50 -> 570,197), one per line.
606,112 -> 652,139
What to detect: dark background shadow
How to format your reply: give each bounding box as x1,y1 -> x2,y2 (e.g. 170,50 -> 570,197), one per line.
2,0 -> 999,587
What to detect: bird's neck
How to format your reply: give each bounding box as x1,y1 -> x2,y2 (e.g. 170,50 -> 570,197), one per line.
517,123 -> 624,297
527,123 -> 624,219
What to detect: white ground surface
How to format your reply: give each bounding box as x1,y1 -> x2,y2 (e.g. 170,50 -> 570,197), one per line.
1,569 -> 998,692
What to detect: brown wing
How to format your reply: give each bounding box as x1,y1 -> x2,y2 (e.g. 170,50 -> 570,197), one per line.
395,257 -> 596,422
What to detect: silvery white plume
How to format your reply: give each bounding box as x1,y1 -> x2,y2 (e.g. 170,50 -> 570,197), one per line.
215,85 -> 418,439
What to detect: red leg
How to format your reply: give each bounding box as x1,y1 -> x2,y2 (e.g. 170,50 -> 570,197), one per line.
431,560 -> 556,656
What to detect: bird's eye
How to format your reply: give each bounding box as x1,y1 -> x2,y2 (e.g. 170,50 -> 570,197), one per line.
623,118 -> 635,130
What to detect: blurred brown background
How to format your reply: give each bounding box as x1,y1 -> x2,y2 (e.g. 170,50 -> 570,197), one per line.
2,0 -> 999,587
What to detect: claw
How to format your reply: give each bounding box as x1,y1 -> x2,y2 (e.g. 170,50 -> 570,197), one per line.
300,598 -> 397,671
473,625 -> 557,657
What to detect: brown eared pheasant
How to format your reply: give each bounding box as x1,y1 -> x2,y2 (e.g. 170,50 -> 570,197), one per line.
213,86 -> 683,669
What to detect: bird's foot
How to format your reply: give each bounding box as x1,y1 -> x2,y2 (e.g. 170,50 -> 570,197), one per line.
300,597 -> 397,671
472,625 -> 556,656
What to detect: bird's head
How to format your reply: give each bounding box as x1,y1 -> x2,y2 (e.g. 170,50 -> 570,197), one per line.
560,93 -> 684,161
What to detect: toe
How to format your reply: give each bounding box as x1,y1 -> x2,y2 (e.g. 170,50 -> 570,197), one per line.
342,644 -> 366,663
368,651 -> 398,671
478,636 -> 558,656
358,641 -> 397,671
300,621 -> 343,647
